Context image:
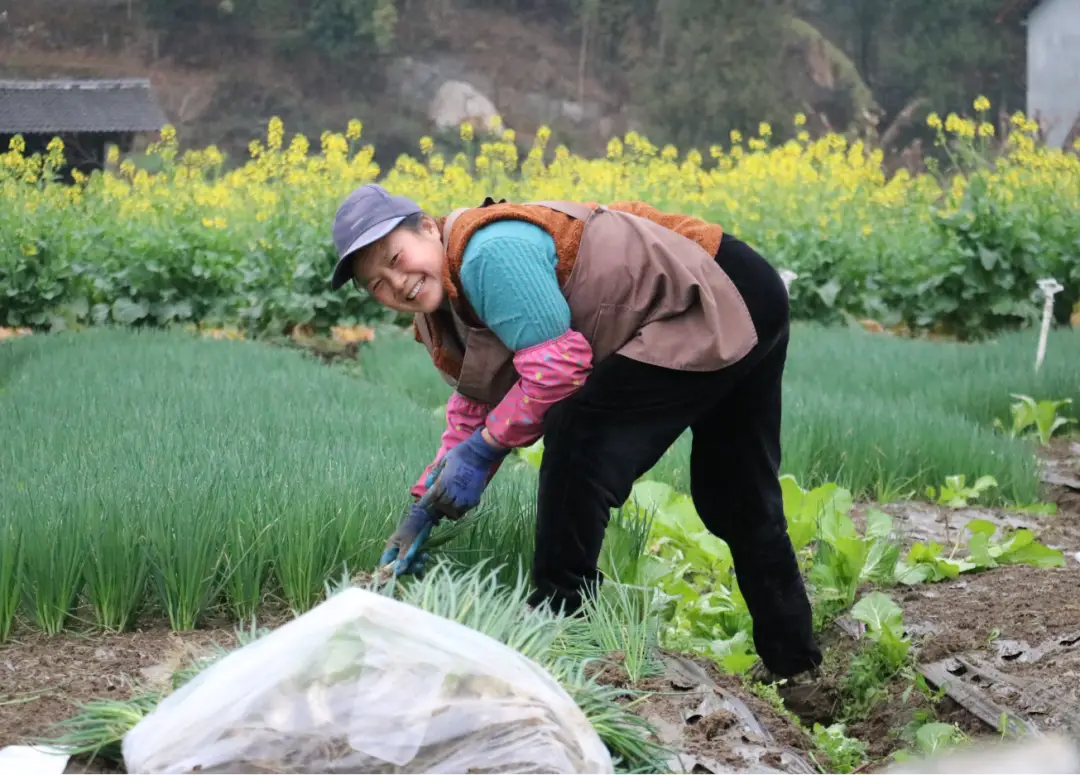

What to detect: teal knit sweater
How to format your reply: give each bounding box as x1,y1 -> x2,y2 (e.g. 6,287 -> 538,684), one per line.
458,220 -> 570,351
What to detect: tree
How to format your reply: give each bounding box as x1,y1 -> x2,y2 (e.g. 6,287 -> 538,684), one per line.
307,0 -> 400,59
630,0 -> 803,149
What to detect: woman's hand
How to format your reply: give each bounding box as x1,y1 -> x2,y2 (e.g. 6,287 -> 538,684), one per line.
481,427 -> 507,450
380,502 -> 437,576
418,428 -> 510,519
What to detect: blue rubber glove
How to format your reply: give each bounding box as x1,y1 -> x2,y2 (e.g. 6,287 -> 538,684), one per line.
418,428 -> 510,520
379,502 -> 436,576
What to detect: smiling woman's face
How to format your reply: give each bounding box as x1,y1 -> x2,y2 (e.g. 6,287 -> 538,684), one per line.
352,215 -> 446,314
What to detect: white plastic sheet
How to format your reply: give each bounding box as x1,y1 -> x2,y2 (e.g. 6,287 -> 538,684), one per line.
885,733 -> 1080,774
0,745 -> 71,775
122,587 -> 613,774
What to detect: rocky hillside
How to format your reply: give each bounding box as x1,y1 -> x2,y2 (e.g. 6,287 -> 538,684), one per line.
0,0 -> 876,167
0,0 -> 628,165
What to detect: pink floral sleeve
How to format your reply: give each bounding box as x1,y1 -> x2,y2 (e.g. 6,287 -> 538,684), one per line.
411,391 -> 491,498
485,329 -> 594,448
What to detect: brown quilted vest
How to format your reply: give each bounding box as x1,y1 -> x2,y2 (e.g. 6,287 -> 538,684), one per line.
413,199 -> 758,405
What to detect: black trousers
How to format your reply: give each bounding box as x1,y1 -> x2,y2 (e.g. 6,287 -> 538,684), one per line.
526,232 -> 822,678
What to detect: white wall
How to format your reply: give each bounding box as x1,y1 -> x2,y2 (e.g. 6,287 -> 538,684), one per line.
1027,0 -> 1080,148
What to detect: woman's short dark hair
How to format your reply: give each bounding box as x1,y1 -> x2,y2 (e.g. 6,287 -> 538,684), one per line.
398,212 -> 426,232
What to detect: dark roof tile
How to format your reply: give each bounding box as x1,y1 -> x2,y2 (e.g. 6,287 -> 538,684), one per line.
0,78 -> 168,134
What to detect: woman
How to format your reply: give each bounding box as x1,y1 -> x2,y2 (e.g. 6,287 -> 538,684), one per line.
330,183 -> 822,681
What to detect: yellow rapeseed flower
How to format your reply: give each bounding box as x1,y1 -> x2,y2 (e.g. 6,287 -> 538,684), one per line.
267,117 -> 285,151
4,105 -> 1075,321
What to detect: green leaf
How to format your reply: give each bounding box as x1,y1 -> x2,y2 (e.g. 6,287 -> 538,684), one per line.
817,278 -> 841,307
977,246 -> 999,271
865,509 -> 893,540
779,474 -> 804,514
787,514 -> 817,552
634,554 -> 676,587
65,296 -> 90,319
516,439 -> 544,469
781,477 -> 854,550
820,502 -> 858,545
112,297 -> 149,324
995,529 -> 1065,568
967,533 -> 996,568
155,300 -> 194,323
808,556 -> 848,602
861,539 -> 900,584
628,480 -> 679,516
710,630 -> 757,675
915,722 -> 964,755
964,518 -> 997,537
894,561 -> 933,585
1013,502 -> 1057,516
851,591 -> 903,635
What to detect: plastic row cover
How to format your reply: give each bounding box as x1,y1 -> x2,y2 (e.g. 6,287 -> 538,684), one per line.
122,587 -> 613,774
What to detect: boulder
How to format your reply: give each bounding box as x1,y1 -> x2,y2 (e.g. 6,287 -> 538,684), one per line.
429,80 -> 500,131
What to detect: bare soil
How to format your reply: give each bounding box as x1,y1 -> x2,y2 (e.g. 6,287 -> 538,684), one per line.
760,438 -> 1080,768
856,438 -> 1079,762
897,565 -> 1080,665
590,651 -> 823,773
894,437 -> 1080,674
842,438 -> 1080,667
0,621 -> 239,772
749,624 -> 989,767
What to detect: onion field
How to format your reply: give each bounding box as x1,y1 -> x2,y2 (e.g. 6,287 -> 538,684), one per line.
2,323 -> 1077,642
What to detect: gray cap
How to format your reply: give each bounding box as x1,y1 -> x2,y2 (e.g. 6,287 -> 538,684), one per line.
330,183 -> 423,290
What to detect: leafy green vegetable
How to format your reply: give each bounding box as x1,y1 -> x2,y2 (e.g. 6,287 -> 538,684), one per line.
994,394 -> 1075,445
811,722 -> 868,774
781,476 -> 853,552
897,518 -> 1064,585
892,721 -> 969,762
926,474 -> 998,508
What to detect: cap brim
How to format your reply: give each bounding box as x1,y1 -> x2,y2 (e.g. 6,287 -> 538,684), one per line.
330,216 -> 406,290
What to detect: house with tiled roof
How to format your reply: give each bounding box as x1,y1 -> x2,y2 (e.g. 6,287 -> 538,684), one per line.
0,78 -> 168,179
997,0 -> 1080,149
